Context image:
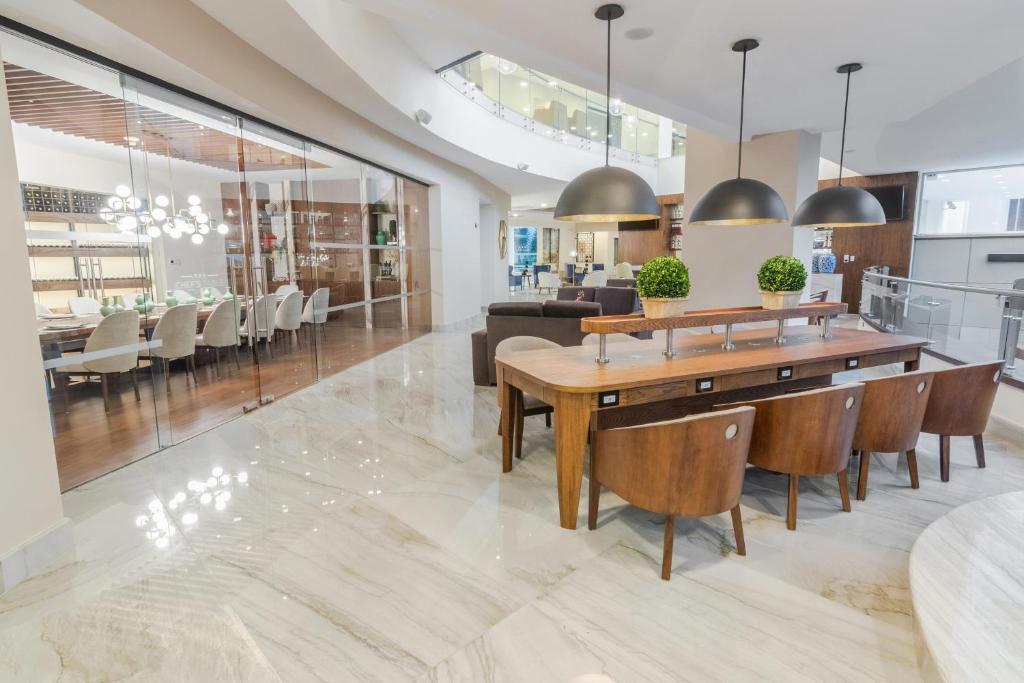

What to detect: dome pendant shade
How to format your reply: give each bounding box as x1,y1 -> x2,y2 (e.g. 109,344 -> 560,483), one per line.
688,177 -> 789,226
791,185 -> 885,227
554,166 -> 659,222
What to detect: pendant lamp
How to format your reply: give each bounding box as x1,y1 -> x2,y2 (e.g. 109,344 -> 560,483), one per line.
792,63 -> 885,227
689,39 -> 788,226
554,4 -> 659,223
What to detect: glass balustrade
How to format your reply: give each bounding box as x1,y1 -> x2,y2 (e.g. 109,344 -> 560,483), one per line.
441,53 -> 682,165
860,268 -> 1024,377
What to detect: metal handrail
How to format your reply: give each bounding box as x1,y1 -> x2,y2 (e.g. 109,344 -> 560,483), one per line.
862,270 -> 1022,298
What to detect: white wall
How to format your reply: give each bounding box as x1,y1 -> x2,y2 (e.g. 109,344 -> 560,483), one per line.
0,56 -> 66,587
680,128 -> 820,310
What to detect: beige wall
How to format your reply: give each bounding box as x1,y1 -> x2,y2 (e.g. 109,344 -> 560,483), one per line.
0,55 -> 65,562
681,128 -> 820,310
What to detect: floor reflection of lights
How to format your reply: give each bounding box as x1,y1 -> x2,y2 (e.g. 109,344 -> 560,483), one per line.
136,465 -> 249,548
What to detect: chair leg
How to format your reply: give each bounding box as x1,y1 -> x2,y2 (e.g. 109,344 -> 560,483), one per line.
100,374 -> 110,413
130,367 -> 141,402
233,345 -> 241,370
514,391 -> 525,460
837,468 -> 851,512
907,448 -> 920,489
787,474 -> 799,530
545,412 -> 551,429
661,515 -> 675,580
939,435 -> 951,482
189,355 -> 198,385
60,373 -> 70,414
162,358 -> 170,393
588,454 -> 600,531
730,505 -> 746,556
856,450 -> 870,501
973,434 -> 986,468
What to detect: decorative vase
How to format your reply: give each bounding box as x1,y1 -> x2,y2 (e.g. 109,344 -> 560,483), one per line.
113,301 -> 125,313
222,288 -> 235,300
134,293 -> 146,313
760,290 -> 803,310
99,297 -> 114,317
201,288 -> 215,305
165,294 -> 178,308
375,229 -> 386,245
641,297 -> 688,319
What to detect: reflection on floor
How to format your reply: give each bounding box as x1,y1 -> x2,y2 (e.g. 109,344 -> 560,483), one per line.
3,323 -> 1022,680
51,316 -> 425,491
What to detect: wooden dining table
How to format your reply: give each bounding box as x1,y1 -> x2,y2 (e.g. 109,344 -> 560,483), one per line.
496,325 -> 929,530
36,304 -> 225,345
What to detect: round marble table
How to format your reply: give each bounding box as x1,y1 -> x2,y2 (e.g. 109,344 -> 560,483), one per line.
910,491 -> 1024,681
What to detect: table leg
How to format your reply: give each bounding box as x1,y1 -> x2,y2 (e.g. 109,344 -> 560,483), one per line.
553,391 -> 591,529
904,355 -> 920,372
499,373 -> 516,473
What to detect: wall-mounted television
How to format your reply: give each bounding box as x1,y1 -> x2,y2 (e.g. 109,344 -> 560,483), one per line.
864,185 -> 906,221
618,219 -> 659,231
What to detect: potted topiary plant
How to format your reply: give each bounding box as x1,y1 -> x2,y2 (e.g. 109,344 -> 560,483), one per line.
636,256 -> 691,318
757,255 -> 808,309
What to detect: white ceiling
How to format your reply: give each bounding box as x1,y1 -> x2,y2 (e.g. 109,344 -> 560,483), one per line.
347,0 -> 1024,140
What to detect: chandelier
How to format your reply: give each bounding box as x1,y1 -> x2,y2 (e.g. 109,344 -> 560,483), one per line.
100,185 -> 229,246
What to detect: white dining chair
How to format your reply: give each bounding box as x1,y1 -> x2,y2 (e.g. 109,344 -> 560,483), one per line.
68,297 -> 101,315
35,301 -> 51,316
581,271 -> 608,287
241,294 -> 276,358
196,299 -> 241,375
301,287 -> 330,347
53,309 -> 141,413
144,303 -> 199,390
538,271 -> 561,293
613,262 -> 635,279
274,290 -> 303,349
275,283 -> 299,297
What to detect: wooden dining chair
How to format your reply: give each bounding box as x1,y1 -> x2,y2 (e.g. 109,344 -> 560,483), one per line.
851,370 -> 934,500
495,336 -> 558,468
588,406 -> 756,580
920,360 -> 1003,482
724,383 -> 864,530
53,309 -> 141,413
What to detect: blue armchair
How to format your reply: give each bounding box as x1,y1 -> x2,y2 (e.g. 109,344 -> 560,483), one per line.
532,264 -> 551,287
508,265 -> 522,291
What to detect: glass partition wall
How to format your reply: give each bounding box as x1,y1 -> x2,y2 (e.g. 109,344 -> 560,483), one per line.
4,29 -> 431,490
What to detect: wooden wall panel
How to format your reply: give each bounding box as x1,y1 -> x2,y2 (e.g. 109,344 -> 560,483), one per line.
618,193 -> 682,266
818,172 -> 918,313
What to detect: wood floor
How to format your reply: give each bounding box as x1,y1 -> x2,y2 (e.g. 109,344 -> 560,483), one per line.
49,316 -> 426,491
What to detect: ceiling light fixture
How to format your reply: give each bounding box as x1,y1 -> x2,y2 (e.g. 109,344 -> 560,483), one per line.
554,4 -> 659,223
689,39 -> 789,226
792,63 -> 885,227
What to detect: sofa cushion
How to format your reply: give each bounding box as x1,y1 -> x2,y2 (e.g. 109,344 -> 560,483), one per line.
594,286 -> 639,316
487,301 -> 543,317
542,300 -> 602,318
606,278 -> 636,289
556,287 -> 595,302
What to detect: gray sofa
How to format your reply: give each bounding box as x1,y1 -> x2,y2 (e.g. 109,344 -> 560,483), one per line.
556,285 -> 639,316
471,300 -> 601,386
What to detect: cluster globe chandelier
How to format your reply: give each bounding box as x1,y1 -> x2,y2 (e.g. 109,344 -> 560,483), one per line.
100,185 -> 229,245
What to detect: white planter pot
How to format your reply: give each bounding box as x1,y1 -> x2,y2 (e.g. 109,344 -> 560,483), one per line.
641,297 -> 688,318
760,290 -> 803,310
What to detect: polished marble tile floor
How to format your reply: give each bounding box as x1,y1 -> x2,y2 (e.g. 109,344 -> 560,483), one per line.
2,325 -> 1023,681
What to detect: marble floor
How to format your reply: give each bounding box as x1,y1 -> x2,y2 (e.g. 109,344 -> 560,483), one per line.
2,320 -> 1023,681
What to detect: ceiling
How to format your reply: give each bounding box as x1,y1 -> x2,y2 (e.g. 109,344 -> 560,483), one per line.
346,0 -> 1024,140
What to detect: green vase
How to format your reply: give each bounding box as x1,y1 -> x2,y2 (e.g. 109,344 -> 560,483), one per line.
165,294 -> 178,308
201,287 -> 215,305
99,297 -> 114,317
113,301 -> 125,312
375,230 -> 386,245
222,288 -> 235,300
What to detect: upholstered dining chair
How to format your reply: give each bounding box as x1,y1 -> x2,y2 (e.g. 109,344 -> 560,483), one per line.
589,406 -> 756,580
722,383 -> 864,530
195,299 -> 241,375
241,294 -> 276,358
495,335 -> 559,466
275,283 -> 299,297
145,303 -> 199,390
851,370 -> 935,500
581,271 -> 608,287
920,360 -> 1003,482
54,309 -> 141,413
274,290 -> 303,349
612,262 -> 634,279
301,287 -> 330,346
67,297 -> 101,315
537,271 -> 561,293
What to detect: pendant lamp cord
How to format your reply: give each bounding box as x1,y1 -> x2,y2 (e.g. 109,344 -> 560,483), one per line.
604,14 -> 611,167
737,45 -> 747,178
838,68 -> 852,186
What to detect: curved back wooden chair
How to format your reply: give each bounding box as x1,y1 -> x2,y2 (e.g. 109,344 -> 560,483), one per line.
149,303 -> 199,388
852,370 -> 934,500
589,406 -> 756,580
920,360 -> 1003,482
495,336 -> 560,468
196,300 -> 242,374
54,309 -> 141,413
733,383 -> 864,530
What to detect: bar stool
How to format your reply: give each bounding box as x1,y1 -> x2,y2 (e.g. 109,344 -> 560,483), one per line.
920,360 -> 1003,482
852,370 -> 934,500
588,406 -> 756,580
726,383 -> 864,530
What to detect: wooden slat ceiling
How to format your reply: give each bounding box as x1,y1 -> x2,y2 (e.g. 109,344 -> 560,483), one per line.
4,62 -> 319,172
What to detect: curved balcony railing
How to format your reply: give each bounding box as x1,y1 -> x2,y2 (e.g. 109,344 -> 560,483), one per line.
860,267 -> 1024,379
439,53 -> 685,167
